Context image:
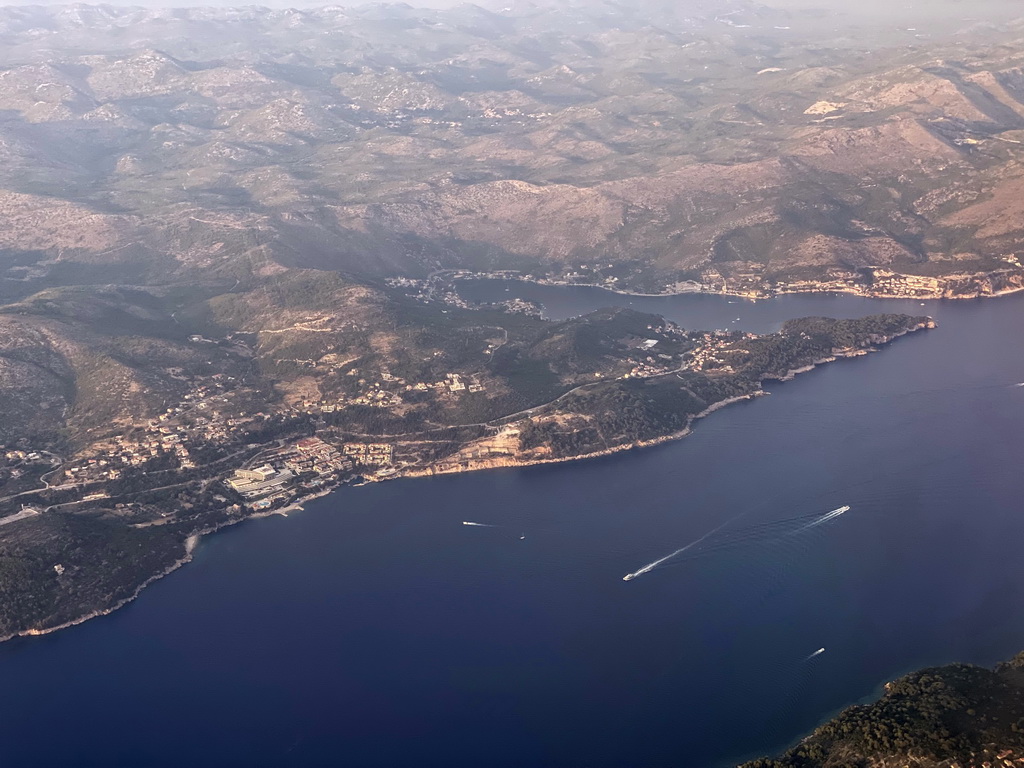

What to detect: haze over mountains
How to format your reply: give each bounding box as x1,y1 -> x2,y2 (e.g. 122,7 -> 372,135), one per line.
3,0 -> 1024,443
3,0 -> 1024,299
5,3 -> 1024,765
0,0 -> 1022,756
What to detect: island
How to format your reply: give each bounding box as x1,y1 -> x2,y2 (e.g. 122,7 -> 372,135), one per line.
741,651 -> 1024,768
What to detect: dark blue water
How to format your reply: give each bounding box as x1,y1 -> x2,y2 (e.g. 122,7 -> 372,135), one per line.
3,284 -> 1024,768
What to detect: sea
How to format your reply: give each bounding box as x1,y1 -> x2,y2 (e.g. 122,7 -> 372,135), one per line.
2,282 -> 1024,768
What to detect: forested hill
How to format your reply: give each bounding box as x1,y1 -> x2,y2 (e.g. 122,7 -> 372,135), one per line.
739,652 -> 1024,768
514,314 -> 932,462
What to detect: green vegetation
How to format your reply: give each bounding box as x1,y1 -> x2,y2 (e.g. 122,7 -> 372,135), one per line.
520,380 -> 702,458
0,513 -> 186,640
737,315 -> 927,382
0,0 -> 1005,655
741,655 -> 1024,768
518,314 -> 929,459
0,239 -> 931,644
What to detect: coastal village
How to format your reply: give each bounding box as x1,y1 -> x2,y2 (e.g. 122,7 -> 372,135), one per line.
0,366 -> 407,521
405,264 -> 1024,302
0,286 -> 931,540
0,303 -> 738,523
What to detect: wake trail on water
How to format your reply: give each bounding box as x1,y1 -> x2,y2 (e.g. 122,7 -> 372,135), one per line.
791,505 -> 850,533
622,518 -> 736,581
652,516 -> 826,564
462,521 -> 499,527
623,506 -> 851,581
803,648 -> 826,662
660,508 -> 845,563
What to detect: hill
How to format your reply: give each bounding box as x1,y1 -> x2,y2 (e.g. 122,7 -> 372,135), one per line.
741,652 -> 1024,768
0,0 -> 963,644
2,2 -> 1024,298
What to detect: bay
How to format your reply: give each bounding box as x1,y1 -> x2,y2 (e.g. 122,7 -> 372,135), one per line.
2,284 -> 1024,768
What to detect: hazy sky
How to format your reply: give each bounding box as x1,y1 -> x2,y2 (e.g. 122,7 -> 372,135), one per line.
0,0 -> 1020,24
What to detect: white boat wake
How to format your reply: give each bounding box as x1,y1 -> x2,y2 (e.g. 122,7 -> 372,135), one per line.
462,521 -> 497,527
623,505 -> 852,582
803,647 -> 826,661
622,520 -> 733,581
792,505 -> 850,534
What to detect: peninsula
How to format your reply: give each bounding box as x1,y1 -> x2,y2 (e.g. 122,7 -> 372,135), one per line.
1,3 -> 1022,767
0,281 -> 932,640
0,0 -> 1010,647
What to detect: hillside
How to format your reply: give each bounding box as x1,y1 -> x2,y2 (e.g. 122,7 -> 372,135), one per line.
506,314 -> 931,462
0,276 -> 932,640
2,2 -> 1024,298
0,0 -> 990,652
740,652 -> 1024,768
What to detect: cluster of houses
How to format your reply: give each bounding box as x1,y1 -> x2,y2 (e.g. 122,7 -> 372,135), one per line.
620,339 -> 673,378
857,269 -> 946,298
64,423 -> 196,484
955,748 -> 1024,768
624,359 -> 673,378
303,387 -> 403,413
222,437 -> 365,509
410,373 -> 485,394
0,449 -> 58,483
224,437 -> 355,506
280,437 -> 353,476
342,443 -> 394,465
56,377 -> 275,485
779,267 -> 969,299
302,370 -> 488,416
681,332 -> 753,373
3,450 -> 51,463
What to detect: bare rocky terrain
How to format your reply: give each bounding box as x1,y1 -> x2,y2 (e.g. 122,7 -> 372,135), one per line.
0,0 -> 1014,665
3,6 -> 1022,763
3,0 -> 1024,303
10,0 -> 1020,452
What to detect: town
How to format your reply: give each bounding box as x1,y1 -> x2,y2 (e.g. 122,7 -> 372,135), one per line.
0,301 -> 805,528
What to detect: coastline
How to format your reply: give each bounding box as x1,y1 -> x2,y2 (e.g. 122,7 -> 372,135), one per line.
5,391 -> 762,645
449,270 -> 1024,302
0,320 -> 932,644
5,550 -> 196,644
1,485 -> 341,644
399,392 -> 765,480
397,321 -> 933,479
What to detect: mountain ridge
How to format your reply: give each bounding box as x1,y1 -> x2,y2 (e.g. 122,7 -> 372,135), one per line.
4,2 -> 1024,301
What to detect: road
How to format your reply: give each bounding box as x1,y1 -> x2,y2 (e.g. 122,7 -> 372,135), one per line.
0,507 -> 41,527
0,444 -> 260,522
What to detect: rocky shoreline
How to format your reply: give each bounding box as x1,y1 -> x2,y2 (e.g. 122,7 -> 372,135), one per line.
0,485 -> 342,644
5,550 -> 195,644
3,390 -> 759,646
400,320 -> 933,479
0,319 -> 934,644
